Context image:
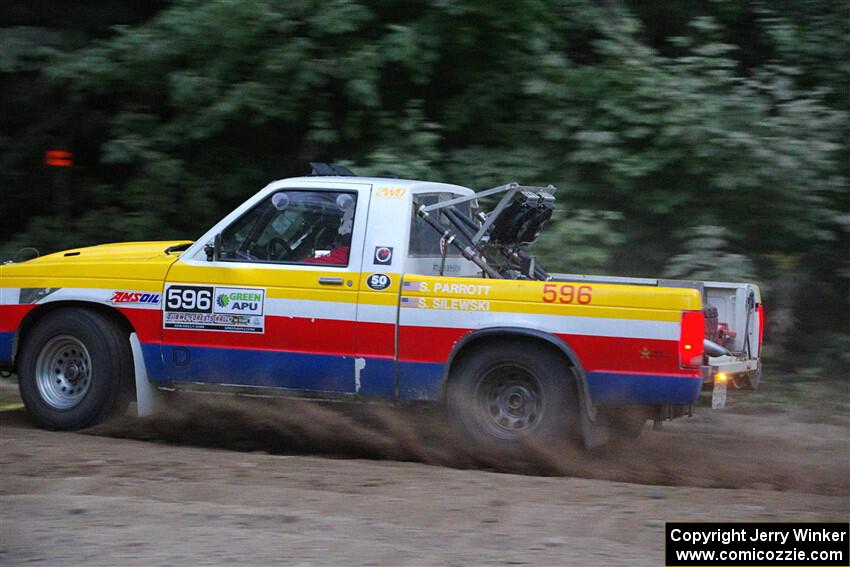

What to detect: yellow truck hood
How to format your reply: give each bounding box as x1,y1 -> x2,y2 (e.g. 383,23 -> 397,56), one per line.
1,241 -> 193,283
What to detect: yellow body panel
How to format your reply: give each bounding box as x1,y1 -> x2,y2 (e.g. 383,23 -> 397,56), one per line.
1,243 -> 700,325
166,262 -> 367,304
400,275 -> 701,322
1,241 -> 190,292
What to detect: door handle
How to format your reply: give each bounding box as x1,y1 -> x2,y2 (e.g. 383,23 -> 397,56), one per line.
318,277 -> 344,285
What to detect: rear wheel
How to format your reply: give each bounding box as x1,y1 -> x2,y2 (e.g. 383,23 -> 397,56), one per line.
18,308 -> 133,430
447,342 -> 575,453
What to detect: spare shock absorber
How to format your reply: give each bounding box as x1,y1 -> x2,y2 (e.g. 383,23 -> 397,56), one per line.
417,206 -> 501,278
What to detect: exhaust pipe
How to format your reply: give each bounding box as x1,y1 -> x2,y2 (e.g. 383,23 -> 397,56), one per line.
704,339 -> 732,357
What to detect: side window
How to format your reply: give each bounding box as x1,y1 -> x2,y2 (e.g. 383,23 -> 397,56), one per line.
220,190 -> 357,266
409,193 -> 469,258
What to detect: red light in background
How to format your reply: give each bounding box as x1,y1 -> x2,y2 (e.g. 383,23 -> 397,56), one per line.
45,149 -> 73,167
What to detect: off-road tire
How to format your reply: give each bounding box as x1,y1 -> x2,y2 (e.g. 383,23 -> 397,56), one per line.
18,308 -> 133,430
447,341 -> 574,454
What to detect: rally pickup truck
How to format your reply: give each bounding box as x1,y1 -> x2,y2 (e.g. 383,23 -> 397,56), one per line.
0,165 -> 763,449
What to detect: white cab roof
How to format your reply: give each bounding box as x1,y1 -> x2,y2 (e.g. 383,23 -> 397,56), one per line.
269,176 -> 474,195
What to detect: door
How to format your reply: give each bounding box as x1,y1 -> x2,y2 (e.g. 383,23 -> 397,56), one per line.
161,183 -> 370,393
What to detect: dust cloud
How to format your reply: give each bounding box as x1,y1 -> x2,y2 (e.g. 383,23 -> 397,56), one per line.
87,394 -> 849,496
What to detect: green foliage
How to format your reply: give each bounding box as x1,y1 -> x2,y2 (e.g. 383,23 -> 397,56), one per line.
664,226 -> 757,283
1,0 -> 848,367
530,209 -> 624,274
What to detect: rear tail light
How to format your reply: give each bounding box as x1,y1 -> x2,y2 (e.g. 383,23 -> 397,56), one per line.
756,304 -> 765,355
679,310 -> 705,368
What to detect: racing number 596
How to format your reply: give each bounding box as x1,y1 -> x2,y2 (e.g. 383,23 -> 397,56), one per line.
166,287 -> 212,311
541,284 -> 592,305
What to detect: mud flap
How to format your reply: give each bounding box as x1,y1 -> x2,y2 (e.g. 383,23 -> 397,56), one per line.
711,374 -> 727,409
129,333 -> 166,417
574,369 -> 611,449
580,412 -> 612,449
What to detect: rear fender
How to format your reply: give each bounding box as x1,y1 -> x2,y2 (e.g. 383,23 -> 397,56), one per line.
443,327 -> 599,440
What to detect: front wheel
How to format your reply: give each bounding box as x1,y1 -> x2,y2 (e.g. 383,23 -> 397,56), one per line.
18,308 -> 133,430
447,342 -> 575,454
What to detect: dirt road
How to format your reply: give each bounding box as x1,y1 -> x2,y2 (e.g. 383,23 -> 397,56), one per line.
1,381 -> 848,566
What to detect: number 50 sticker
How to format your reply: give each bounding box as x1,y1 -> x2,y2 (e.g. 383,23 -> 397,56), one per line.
367,274 -> 392,291
541,283 -> 592,304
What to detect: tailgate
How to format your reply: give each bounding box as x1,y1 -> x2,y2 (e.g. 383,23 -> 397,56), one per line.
702,282 -> 763,405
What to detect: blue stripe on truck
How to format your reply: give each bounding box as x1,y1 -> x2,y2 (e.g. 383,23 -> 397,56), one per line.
137,343 -> 700,406
586,371 -> 702,405
0,332 -> 13,367
147,344 -> 398,398
398,361 -> 444,401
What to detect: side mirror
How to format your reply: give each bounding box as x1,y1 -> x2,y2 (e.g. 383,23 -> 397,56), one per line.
204,233 -> 222,261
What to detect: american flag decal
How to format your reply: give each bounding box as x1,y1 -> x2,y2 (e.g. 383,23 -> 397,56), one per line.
402,281 -> 423,292
400,297 -> 419,308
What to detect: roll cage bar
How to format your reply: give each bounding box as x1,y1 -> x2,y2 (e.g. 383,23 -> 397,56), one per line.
416,182 -> 557,281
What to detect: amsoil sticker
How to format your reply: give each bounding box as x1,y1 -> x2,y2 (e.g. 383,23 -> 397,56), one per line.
366,274 -> 392,291
374,246 -> 393,265
110,291 -> 161,304
163,284 -> 265,333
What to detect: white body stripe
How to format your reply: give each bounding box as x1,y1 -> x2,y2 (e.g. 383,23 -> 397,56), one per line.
355,303 -> 398,325
400,309 -> 680,341
38,288 -> 163,310
5,284 -> 678,341
0,288 -> 21,306
269,299 -> 678,340
264,297 -> 357,322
